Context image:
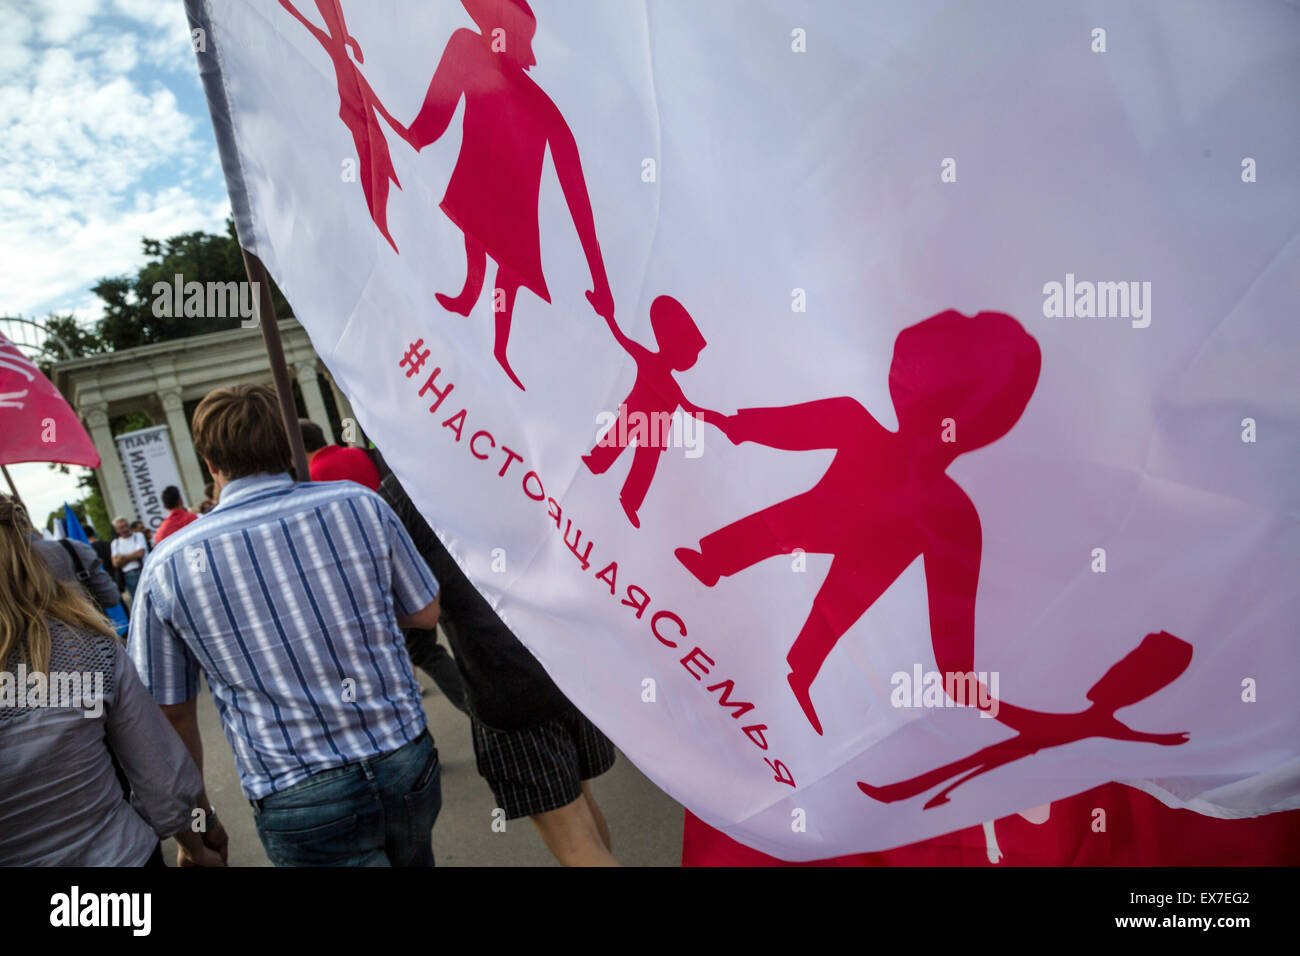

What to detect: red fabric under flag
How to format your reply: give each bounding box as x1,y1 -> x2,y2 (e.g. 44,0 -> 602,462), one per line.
0,333 -> 100,469
683,784 -> 1300,866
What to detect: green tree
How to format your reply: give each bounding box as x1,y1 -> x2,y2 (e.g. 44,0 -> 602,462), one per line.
94,219 -> 289,351
36,219 -> 289,529
39,219 -> 291,360
41,311 -> 106,361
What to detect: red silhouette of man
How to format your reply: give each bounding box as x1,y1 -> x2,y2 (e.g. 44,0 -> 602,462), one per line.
675,308 -> 1193,803
405,0 -> 614,390
582,295 -> 715,528
676,310 -> 1044,735
280,0 -> 407,253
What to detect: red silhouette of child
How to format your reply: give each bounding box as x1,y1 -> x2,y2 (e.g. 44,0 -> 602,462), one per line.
280,0 -> 407,253
858,631 -> 1192,808
676,310 -> 1043,735
582,295 -> 714,528
404,0 -> 614,390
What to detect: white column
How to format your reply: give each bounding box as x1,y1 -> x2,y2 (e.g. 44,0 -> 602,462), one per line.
84,403 -> 131,523
159,387 -> 206,507
327,374 -> 361,445
294,359 -> 332,438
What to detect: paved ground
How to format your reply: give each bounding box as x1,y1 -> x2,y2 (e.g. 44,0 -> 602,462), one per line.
165,663 -> 684,867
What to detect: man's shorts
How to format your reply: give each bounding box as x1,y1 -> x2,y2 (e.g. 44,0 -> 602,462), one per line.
471,707 -> 616,819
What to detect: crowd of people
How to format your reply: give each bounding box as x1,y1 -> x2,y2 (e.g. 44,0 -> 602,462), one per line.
0,383 -> 618,866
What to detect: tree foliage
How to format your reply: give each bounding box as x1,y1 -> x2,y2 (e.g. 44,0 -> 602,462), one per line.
47,218 -> 289,358
31,219 -> 290,531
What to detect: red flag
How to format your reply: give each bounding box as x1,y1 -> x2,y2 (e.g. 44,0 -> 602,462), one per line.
683,784 -> 1300,866
0,333 -> 100,469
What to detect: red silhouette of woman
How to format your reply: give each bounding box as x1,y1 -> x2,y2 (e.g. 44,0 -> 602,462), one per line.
280,0 -> 407,253
404,0 -> 614,390
676,310 -> 1045,735
582,295 -> 716,528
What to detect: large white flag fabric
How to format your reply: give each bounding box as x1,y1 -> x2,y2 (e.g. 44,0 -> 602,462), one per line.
187,0 -> 1299,858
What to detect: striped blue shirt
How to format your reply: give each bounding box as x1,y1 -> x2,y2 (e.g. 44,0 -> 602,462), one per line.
127,473 -> 439,800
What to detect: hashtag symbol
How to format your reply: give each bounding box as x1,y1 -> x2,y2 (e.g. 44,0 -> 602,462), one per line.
400,339 -> 431,378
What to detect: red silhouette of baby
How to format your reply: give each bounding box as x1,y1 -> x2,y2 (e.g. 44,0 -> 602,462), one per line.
280,0 -> 408,253
582,295 -> 713,528
676,310 -> 1042,735
404,0 -> 614,390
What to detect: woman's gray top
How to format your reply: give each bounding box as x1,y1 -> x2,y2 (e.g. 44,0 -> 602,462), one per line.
0,620 -> 203,865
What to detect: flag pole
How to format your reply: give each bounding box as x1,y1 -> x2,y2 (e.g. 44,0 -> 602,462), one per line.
185,3 -> 310,483
1,464 -> 24,509
239,248 -> 312,483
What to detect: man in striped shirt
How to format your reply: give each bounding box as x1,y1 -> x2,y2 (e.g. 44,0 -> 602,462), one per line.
128,384 -> 443,867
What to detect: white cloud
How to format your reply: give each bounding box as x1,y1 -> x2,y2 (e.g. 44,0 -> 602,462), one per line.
111,0 -> 180,23
97,32 -> 139,73
0,10 -> 34,80
35,0 -> 102,45
6,461 -> 90,533
0,0 -> 226,517
114,0 -> 196,73
0,25 -> 227,321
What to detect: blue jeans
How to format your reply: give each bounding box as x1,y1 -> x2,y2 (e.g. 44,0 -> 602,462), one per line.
122,569 -> 141,601
253,731 -> 441,867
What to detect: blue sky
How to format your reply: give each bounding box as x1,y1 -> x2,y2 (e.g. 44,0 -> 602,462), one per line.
2,0 -> 232,526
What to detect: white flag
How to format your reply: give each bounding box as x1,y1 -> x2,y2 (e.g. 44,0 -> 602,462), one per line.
188,0 -> 1299,858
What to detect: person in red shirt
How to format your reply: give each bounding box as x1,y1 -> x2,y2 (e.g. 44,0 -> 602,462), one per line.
299,419 -> 381,491
152,486 -> 199,544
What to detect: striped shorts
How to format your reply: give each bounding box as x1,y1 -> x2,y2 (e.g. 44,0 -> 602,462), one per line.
471,707 -> 616,820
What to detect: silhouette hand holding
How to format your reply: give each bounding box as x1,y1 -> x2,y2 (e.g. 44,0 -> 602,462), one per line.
696,408 -> 738,442
587,287 -> 615,322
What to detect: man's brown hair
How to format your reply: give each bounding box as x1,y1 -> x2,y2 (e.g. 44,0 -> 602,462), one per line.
298,418 -> 327,454
192,384 -> 292,480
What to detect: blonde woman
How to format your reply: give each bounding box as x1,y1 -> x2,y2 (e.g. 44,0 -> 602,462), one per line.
0,494 -> 225,866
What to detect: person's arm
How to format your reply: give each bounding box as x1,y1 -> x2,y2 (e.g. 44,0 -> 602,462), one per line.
126,572 -> 226,863
921,479 -> 993,715
78,542 -> 121,609
365,74 -> 409,140
375,496 -> 442,631
599,311 -> 644,358
106,644 -> 223,867
160,696 -> 203,775
547,103 -> 613,319
726,395 -> 868,450
278,0 -> 329,48
157,697 -> 230,865
405,31 -> 471,150
397,594 -> 441,631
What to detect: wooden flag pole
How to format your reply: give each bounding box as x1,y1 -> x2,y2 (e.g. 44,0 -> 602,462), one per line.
239,248 -> 312,483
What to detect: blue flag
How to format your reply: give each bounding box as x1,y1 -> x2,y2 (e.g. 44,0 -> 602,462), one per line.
62,504 -> 88,543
